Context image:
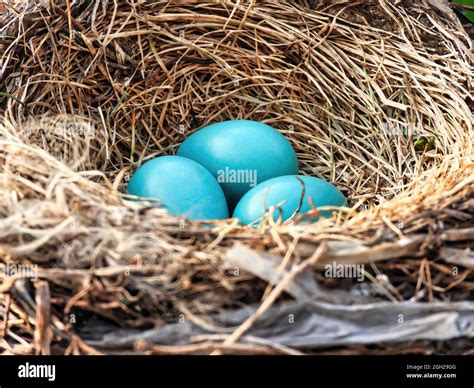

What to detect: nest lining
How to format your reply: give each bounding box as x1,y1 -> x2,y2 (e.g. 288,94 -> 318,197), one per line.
0,0 -> 473,355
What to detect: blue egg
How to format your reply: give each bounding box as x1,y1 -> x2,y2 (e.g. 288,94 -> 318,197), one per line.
127,156 -> 229,220
177,120 -> 298,208
233,175 -> 347,225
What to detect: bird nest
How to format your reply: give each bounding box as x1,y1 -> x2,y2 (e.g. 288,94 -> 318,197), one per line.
0,0 -> 473,355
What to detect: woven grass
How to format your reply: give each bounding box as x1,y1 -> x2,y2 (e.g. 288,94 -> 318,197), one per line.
0,0 -> 473,355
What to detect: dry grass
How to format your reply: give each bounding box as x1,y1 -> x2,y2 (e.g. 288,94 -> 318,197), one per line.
0,0 -> 472,355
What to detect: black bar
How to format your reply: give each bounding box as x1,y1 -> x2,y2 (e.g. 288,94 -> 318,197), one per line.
0,356 -> 472,387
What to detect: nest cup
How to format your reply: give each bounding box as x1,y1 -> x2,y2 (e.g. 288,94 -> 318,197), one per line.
0,1 -> 473,355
